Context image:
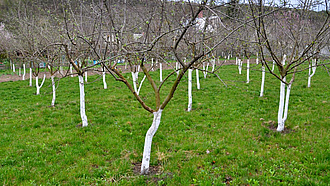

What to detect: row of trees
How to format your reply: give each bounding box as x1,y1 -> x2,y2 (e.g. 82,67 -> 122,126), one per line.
1,0 -> 329,174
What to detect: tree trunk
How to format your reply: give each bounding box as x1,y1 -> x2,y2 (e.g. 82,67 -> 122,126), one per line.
35,74 -> 46,95
187,69 -> 192,112
70,64 -> 73,77
85,71 -> 88,82
13,64 -> 15,72
175,62 -> 179,76
246,59 -> 250,83
141,109 -> 163,175
51,75 -> 56,106
238,59 -> 242,74
29,68 -> 32,86
271,60 -> 275,72
196,69 -> 200,90
78,75 -> 88,127
277,77 -> 286,131
22,64 -> 26,80
137,75 -> 146,95
18,68 -> 21,76
103,71 -> 107,89
307,59 -> 316,88
132,72 -> 138,93
159,62 -> 163,82
260,65 -> 265,97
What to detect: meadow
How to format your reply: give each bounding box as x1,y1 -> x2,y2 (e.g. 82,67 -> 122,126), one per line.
0,63 -> 329,185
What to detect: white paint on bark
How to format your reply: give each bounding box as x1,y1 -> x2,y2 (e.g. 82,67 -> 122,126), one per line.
36,74 -> 46,95
151,58 -> 154,71
187,69 -> 193,112
203,62 -> 209,78
211,59 -> 215,72
159,61 -> 163,82
246,59 -> 250,83
238,59 -> 242,74
131,72 -> 138,93
78,75 -> 88,127
260,65 -> 265,97
18,68 -> 21,76
102,71 -> 107,89
22,64 -> 26,80
51,75 -> 56,106
196,69 -> 200,90
307,59 -> 316,88
141,109 -> 163,175
272,60 -> 275,72
85,71 -> 88,82
29,68 -> 32,86
70,64 -> 73,77
175,62 -> 179,76
137,75 -> 146,95
13,64 -> 15,72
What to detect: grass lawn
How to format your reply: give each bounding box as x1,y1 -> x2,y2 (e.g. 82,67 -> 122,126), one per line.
0,63 -> 329,185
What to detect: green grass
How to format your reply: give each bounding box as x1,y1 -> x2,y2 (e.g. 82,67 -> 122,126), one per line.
0,63 -> 329,185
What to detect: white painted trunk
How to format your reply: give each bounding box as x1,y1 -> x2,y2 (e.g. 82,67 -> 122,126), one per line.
36,76 -> 39,95
246,59 -> 250,83
187,69 -> 193,112
22,64 -> 26,80
256,57 -> 259,65
18,68 -> 21,76
141,109 -> 163,175
272,60 -> 275,72
70,64 -> 73,77
35,74 -> 46,95
103,71 -> 107,89
175,62 -> 179,76
307,59 -> 316,88
137,75 -> 146,95
238,59 -> 242,74
196,69 -> 200,90
78,75 -> 88,127
151,58 -> 154,71
211,59 -> 215,72
13,64 -> 15,72
236,57 -> 238,65
277,77 -> 286,131
203,62 -> 209,78
60,66 -> 63,74
159,62 -> 163,82
131,72 -> 138,93
85,71 -> 88,82
29,68 -> 32,86
51,76 -> 56,106
260,65 -> 265,97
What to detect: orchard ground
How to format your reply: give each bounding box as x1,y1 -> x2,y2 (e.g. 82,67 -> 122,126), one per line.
0,63 -> 329,185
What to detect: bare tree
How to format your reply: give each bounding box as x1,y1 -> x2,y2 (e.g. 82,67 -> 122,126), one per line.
249,0 -> 330,131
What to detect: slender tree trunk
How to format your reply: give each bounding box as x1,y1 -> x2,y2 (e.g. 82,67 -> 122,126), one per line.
151,58 -> 154,71
246,59 -> 250,83
137,75 -> 146,95
238,59 -> 242,74
103,71 -> 107,89
308,59 -> 316,88
35,74 -> 46,95
196,69 -> 200,90
175,62 -> 179,76
13,64 -> 15,72
187,69 -> 192,112
141,109 -> 163,175
18,67 -> 21,76
70,64 -> 73,77
22,64 -> 26,80
277,77 -> 286,131
132,72 -> 138,93
159,61 -> 163,82
271,60 -> 275,72
78,75 -> 88,127
29,68 -> 32,86
51,75 -> 56,106
85,71 -> 88,82
260,65 -> 265,97
211,59 -> 215,72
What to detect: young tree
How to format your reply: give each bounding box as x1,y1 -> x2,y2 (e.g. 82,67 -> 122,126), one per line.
249,0 -> 330,131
